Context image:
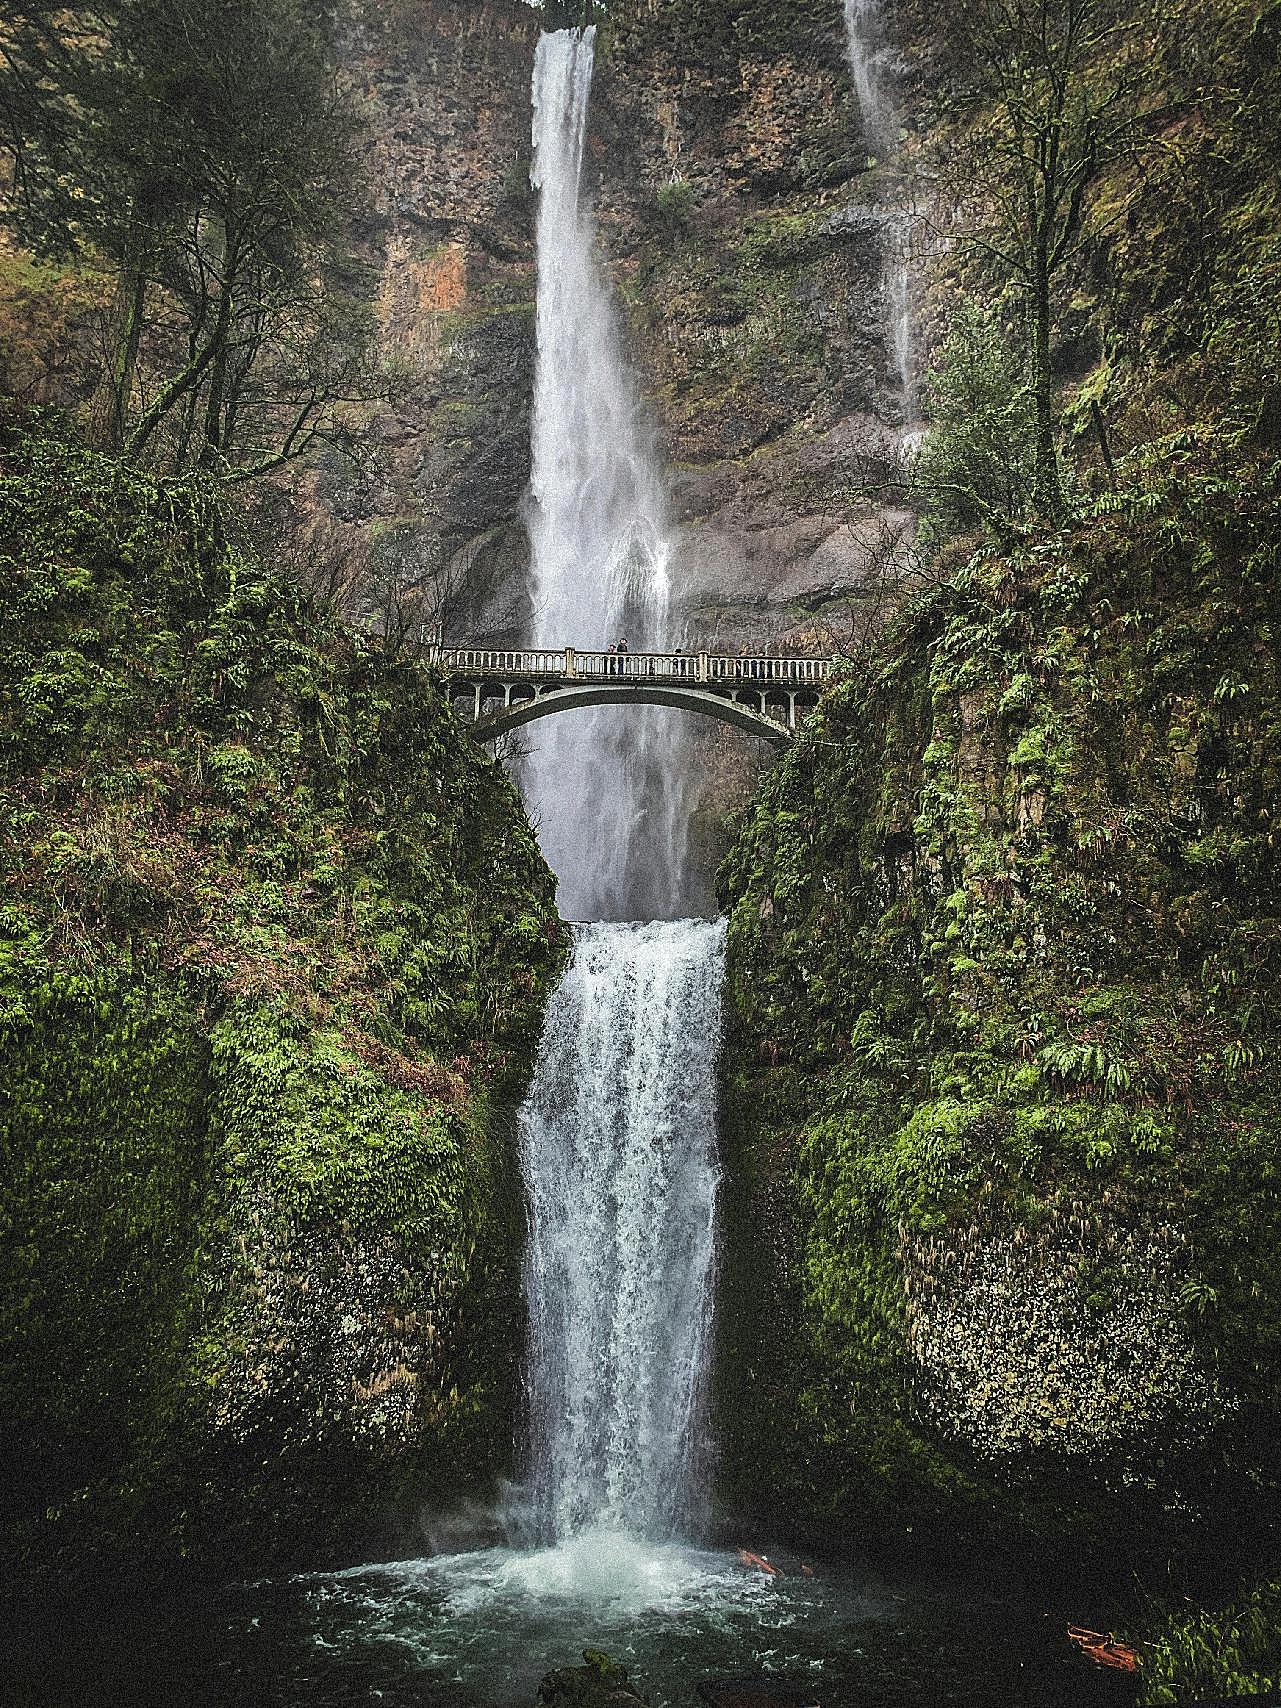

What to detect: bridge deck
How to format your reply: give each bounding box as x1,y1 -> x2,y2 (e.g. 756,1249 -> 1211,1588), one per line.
429,645 -> 834,689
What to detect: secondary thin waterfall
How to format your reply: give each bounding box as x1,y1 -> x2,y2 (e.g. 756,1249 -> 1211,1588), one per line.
843,0 -> 895,156
523,28 -> 697,922
843,0 -> 917,416
518,920 -> 725,1541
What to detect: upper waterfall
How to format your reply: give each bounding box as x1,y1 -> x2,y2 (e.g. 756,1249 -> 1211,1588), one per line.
528,28 -> 670,644
843,0 -> 918,415
522,29 -> 700,923
843,0 -> 896,156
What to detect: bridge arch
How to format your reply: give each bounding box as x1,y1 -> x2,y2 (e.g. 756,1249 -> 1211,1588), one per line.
471,682 -> 799,744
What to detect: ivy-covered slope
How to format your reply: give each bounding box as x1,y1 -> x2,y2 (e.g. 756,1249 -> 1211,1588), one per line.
0,421 -> 564,1574
715,434 -> 1281,1555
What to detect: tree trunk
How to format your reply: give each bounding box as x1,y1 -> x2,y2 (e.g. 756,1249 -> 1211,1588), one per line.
123,327 -> 222,463
197,282 -> 234,470
1029,240 -> 1062,517
90,201 -> 149,451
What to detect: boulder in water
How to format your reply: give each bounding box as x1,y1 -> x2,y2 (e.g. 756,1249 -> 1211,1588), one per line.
696,1680 -> 821,1708
536,1649 -> 647,1706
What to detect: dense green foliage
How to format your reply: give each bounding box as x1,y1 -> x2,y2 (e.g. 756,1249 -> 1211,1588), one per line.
911,304 -> 1034,549
717,431 -> 1281,1548
1139,1578 -> 1281,1702
900,0 -> 1281,514
1,986 -> 211,1556
0,419 -> 563,1570
714,0 -> 1281,1544
0,0 -> 377,469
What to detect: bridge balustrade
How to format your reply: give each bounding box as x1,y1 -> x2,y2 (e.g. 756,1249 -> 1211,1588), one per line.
429,644 -> 836,688
442,647 -> 568,676
427,640 -> 837,744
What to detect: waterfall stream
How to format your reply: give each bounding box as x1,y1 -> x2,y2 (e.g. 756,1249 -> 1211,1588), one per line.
842,0 -> 918,416
519,921 -> 724,1544
513,31 -> 724,1563
523,28 -> 698,922
843,0 -> 895,156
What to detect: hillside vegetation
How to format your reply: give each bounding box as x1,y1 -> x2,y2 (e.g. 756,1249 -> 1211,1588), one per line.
714,0 -> 1281,1690
0,419 -> 563,1573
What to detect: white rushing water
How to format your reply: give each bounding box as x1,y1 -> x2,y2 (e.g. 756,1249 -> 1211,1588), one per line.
517,919 -> 725,1543
842,0 -> 918,416
307,1539 -> 892,1706
842,0 -> 895,157
523,29 -> 698,922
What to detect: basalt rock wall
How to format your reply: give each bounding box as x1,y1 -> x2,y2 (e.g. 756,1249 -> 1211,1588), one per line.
714,441 -> 1281,1563
322,0 -> 913,658
313,0 -> 544,640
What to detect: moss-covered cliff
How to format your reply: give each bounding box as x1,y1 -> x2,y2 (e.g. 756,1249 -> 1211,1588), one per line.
715,430 -> 1281,1556
0,419 -> 564,1576
704,30 -> 1281,1688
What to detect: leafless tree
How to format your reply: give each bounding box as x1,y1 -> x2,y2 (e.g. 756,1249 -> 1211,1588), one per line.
923,0 -> 1158,514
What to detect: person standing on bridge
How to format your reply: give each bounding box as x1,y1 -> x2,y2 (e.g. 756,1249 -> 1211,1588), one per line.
618,637 -> 630,677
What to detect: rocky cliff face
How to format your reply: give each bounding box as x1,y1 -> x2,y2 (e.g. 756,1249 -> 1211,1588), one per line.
595,1 -> 915,650
317,0 -> 914,658
308,0 -> 543,641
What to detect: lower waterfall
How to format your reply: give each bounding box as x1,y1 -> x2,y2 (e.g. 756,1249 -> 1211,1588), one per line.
518,920 -> 726,1544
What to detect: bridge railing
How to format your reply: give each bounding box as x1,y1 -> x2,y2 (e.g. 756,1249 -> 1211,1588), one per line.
439,647 -> 568,676
429,644 -> 836,688
704,654 -> 833,684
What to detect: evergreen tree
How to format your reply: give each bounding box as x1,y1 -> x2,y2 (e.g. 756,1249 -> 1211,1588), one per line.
913,303 -> 1035,549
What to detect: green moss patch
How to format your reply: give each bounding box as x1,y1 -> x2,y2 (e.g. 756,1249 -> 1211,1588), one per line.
716,437 -> 1281,1552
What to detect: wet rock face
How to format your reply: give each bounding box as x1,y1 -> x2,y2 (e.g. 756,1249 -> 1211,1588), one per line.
208,1218 -> 452,1458
585,13 -> 917,650
321,0 -> 912,656
313,0 -> 541,636
901,1203 -> 1229,1461
673,423 -> 915,651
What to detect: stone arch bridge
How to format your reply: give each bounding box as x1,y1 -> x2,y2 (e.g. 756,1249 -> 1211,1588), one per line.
430,644 -> 836,744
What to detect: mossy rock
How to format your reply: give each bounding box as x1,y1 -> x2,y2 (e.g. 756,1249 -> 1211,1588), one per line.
537,1649 -> 647,1706
0,419 -> 565,1574
715,438 -> 1281,1559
